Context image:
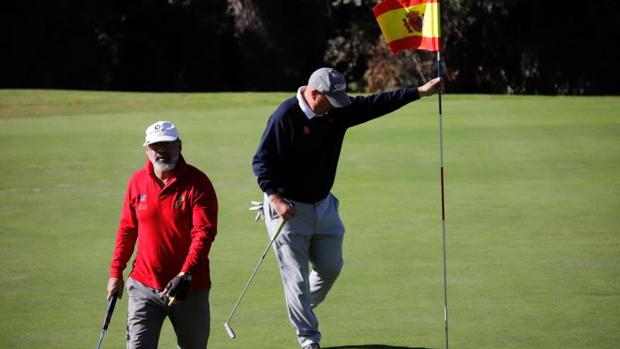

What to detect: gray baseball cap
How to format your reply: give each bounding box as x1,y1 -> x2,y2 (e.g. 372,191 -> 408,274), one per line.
308,67 -> 352,108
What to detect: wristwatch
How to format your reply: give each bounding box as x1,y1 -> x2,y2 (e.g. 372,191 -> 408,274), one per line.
179,271 -> 192,282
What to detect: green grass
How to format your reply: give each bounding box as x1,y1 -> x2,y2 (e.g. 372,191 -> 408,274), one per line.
1,90 -> 619,349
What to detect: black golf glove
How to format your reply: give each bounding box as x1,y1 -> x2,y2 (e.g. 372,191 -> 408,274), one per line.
164,272 -> 192,306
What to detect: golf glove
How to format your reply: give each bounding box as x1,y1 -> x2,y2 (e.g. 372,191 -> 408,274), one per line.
249,200 -> 264,221
164,272 -> 192,305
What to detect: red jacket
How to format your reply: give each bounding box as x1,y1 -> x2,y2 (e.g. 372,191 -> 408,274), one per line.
110,156 -> 217,290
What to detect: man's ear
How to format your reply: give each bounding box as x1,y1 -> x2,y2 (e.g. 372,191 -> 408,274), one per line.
178,140 -> 182,152
310,89 -> 320,101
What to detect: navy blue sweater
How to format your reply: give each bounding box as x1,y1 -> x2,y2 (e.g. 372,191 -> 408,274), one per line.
252,87 -> 421,203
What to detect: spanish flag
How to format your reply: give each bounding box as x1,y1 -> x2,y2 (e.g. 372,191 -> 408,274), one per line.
374,0 -> 441,53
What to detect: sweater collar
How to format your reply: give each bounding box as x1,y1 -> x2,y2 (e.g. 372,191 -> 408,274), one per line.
296,86 -> 316,120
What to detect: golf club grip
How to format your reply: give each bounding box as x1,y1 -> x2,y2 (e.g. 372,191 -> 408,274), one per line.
102,294 -> 118,330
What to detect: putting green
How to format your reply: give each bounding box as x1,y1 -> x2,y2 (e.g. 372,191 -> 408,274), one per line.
1,90 -> 618,348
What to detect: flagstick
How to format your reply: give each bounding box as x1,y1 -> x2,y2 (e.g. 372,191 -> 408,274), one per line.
436,50 -> 449,349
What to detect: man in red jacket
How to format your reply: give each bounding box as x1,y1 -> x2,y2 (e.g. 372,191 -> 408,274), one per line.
106,120 -> 218,349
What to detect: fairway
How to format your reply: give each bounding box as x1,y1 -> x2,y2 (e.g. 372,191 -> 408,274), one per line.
1,90 -> 619,349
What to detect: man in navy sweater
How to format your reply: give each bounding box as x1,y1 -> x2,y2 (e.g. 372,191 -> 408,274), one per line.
252,67 -> 442,349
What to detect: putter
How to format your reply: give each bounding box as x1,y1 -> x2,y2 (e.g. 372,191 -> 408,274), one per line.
224,218 -> 286,339
96,293 -> 118,349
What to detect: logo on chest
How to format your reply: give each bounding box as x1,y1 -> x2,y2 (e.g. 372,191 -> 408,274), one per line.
137,194 -> 148,210
174,195 -> 185,209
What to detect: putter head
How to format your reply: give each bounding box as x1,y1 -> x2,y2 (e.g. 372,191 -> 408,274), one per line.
224,322 -> 236,339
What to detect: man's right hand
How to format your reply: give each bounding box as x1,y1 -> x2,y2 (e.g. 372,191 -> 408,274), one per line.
268,193 -> 296,220
107,277 -> 124,300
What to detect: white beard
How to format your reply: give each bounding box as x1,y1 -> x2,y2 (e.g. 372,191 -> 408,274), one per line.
149,153 -> 179,173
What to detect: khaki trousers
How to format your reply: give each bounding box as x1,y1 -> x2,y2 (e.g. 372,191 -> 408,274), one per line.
264,193 -> 345,348
126,277 -> 210,349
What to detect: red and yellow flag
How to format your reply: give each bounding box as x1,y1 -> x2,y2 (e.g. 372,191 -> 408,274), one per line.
374,0 -> 441,53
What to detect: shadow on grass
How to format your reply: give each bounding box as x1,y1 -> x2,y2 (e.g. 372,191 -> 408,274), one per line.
323,345 -> 430,349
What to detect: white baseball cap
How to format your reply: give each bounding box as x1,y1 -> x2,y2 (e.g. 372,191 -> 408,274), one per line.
143,121 -> 180,146
308,67 -> 352,108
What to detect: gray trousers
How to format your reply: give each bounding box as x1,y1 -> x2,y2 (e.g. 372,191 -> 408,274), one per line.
264,193 -> 345,348
126,277 -> 210,349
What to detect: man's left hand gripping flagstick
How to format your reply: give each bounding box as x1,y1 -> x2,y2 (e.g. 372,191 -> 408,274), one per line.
224,202 -> 286,339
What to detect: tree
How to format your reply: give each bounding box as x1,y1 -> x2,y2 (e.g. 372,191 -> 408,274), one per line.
2,0 -> 617,93
227,0 -> 334,90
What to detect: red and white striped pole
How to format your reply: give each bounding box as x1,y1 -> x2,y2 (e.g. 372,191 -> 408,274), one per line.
436,49 -> 449,349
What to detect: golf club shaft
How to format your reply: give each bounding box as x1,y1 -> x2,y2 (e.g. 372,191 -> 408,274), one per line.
225,219 -> 286,325
96,331 -> 106,349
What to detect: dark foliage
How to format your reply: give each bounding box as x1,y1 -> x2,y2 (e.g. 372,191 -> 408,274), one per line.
1,0 -> 618,94
2,0 -> 239,91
